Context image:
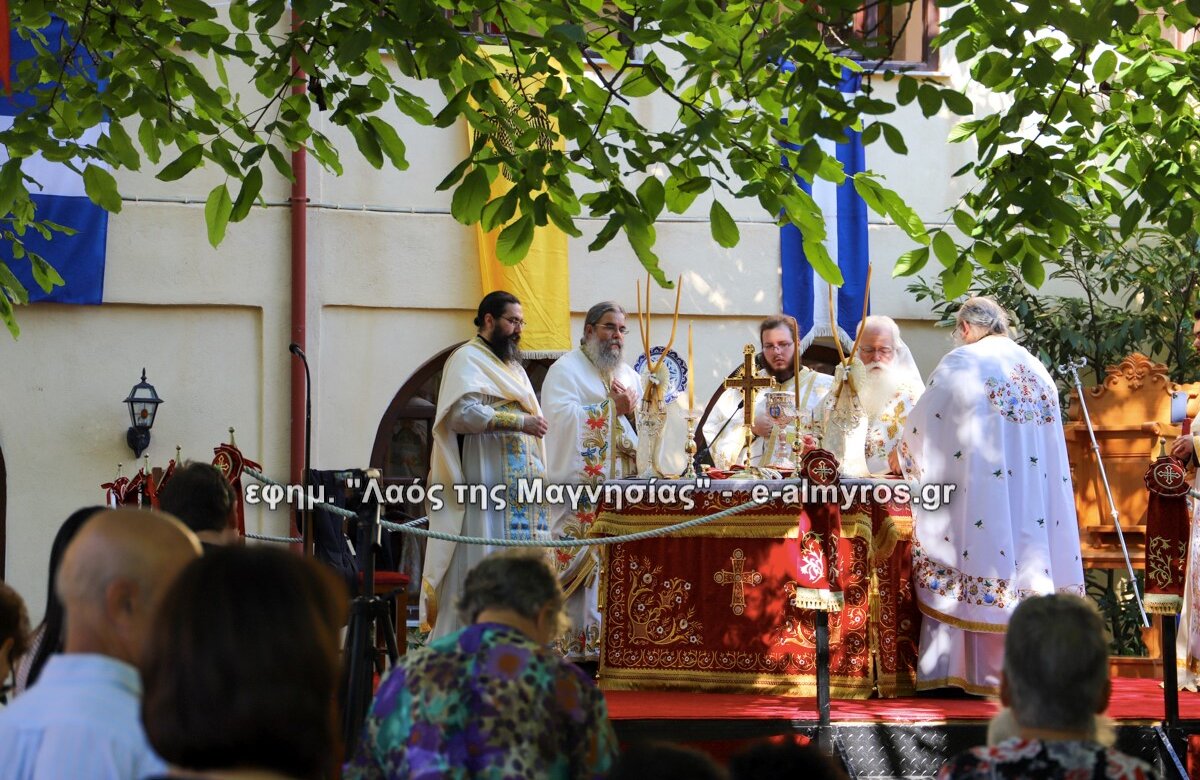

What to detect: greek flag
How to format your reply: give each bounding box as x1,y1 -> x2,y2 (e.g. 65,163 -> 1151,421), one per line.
0,18 -> 108,304
780,68 -> 869,351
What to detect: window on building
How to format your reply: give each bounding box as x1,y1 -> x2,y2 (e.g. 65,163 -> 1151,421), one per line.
824,0 -> 940,71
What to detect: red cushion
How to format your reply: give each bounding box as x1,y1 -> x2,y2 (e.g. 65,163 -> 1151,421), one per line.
356,570 -> 410,587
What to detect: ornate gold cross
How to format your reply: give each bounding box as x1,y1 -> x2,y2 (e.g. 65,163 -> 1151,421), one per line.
713,548 -> 763,616
723,345 -> 775,460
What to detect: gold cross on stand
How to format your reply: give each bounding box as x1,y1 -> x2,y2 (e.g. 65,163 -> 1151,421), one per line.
713,548 -> 763,615
723,345 -> 776,465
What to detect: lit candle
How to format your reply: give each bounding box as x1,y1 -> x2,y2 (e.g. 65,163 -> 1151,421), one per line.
688,321 -> 695,412
793,321 -> 803,448
792,321 -> 801,397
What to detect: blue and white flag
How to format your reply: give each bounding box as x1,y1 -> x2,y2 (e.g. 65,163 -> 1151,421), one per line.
780,69 -> 869,352
0,19 -> 107,304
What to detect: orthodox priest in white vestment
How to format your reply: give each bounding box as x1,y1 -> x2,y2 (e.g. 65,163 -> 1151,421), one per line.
898,298 -> 1084,695
542,302 -> 641,661
703,315 -> 833,468
858,315 -> 925,474
420,293 -> 550,641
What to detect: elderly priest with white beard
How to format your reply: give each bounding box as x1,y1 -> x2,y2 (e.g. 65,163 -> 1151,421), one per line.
541,301 -> 641,663
856,315 -> 924,474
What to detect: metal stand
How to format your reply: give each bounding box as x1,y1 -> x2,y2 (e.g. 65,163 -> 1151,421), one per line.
1162,615 -> 1180,727
1060,357 -> 1149,628
340,468 -> 400,751
815,610 -> 832,752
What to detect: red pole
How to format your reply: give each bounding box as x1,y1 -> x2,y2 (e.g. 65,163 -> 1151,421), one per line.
289,9 -> 308,555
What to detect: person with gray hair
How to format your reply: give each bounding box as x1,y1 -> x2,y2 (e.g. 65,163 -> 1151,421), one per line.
0,509 -> 201,779
938,594 -> 1157,779
540,300 -> 641,663
954,295 -> 1011,343
347,550 -> 618,779
896,296 -> 1083,696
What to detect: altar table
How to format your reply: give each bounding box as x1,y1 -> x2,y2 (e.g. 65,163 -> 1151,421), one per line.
591,479 -> 920,699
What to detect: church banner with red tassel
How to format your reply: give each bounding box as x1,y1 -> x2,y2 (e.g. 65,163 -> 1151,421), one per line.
1145,454 -> 1190,615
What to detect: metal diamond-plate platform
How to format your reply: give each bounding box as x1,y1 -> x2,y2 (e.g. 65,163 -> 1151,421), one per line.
610,720 -> 1197,779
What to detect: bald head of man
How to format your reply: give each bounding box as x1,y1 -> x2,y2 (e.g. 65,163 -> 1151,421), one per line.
56,508 -> 201,670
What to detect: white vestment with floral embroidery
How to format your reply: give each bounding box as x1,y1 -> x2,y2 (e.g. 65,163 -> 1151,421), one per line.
898,335 -> 1084,694
542,348 -> 641,661
1176,407 -> 1200,690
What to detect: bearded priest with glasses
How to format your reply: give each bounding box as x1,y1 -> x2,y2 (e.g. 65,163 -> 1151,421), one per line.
421,291 -> 552,643
541,301 -> 641,664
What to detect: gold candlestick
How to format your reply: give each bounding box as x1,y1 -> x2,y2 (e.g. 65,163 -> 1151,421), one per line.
682,412 -> 699,480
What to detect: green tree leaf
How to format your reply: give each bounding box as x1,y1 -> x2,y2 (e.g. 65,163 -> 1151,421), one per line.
709,200 -> 740,248
496,213 -> 536,265
932,230 -> 959,268
451,167 -> 491,225
82,166 -> 122,213
157,146 -> 205,182
205,183 -> 233,248
894,247 -> 930,276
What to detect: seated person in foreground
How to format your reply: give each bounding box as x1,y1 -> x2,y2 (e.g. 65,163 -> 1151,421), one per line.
12,507 -> 102,698
0,509 -> 200,780
0,581 -> 30,698
141,546 -> 348,780
158,462 -> 241,548
346,549 -> 618,779
937,594 -> 1158,780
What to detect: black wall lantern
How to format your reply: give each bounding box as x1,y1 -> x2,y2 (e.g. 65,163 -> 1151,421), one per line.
124,368 -> 163,458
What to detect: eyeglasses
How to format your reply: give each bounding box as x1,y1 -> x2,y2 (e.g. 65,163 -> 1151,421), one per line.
501,316 -> 526,328
763,342 -> 794,353
860,347 -> 894,357
598,324 -> 629,335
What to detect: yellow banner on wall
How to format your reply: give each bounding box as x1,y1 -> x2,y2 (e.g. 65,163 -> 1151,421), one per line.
469,52 -> 571,357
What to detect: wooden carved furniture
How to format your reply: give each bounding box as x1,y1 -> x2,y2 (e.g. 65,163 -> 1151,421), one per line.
1064,353 -> 1200,675
1065,354 -> 1199,568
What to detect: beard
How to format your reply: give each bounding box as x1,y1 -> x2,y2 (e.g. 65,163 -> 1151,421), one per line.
759,355 -> 794,384
583,335 -> 623,379
858,361 -> 904,418
485,331 -> 522,364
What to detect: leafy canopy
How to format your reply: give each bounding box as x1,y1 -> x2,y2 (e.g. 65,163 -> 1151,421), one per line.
4,0 -> 1200,340
0,0 -> 953,337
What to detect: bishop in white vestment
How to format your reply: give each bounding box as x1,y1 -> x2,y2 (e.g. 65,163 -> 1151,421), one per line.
420,293 -> 550,641
858,316 -> 925,474
542,302 -> 641,661
898,298 -> 1084,695
703,316 -> 832,468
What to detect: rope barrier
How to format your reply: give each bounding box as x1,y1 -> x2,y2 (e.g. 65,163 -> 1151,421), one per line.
244,532 -> 304,544
378,498 -> 763,547
242,467 -> 766,546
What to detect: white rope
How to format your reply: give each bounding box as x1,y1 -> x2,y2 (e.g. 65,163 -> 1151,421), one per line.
244,531 -> 303,544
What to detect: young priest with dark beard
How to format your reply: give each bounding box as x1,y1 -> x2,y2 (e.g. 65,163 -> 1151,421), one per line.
420,291 -> 551,643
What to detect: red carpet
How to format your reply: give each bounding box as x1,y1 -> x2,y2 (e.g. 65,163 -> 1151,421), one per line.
604,677 -> 1200,723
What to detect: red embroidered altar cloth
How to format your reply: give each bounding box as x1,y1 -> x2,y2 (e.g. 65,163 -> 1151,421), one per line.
591,480 -> 920,698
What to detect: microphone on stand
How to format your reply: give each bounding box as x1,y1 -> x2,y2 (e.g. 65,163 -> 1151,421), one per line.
290,343 -> 313,555
693,399 -> 743,469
